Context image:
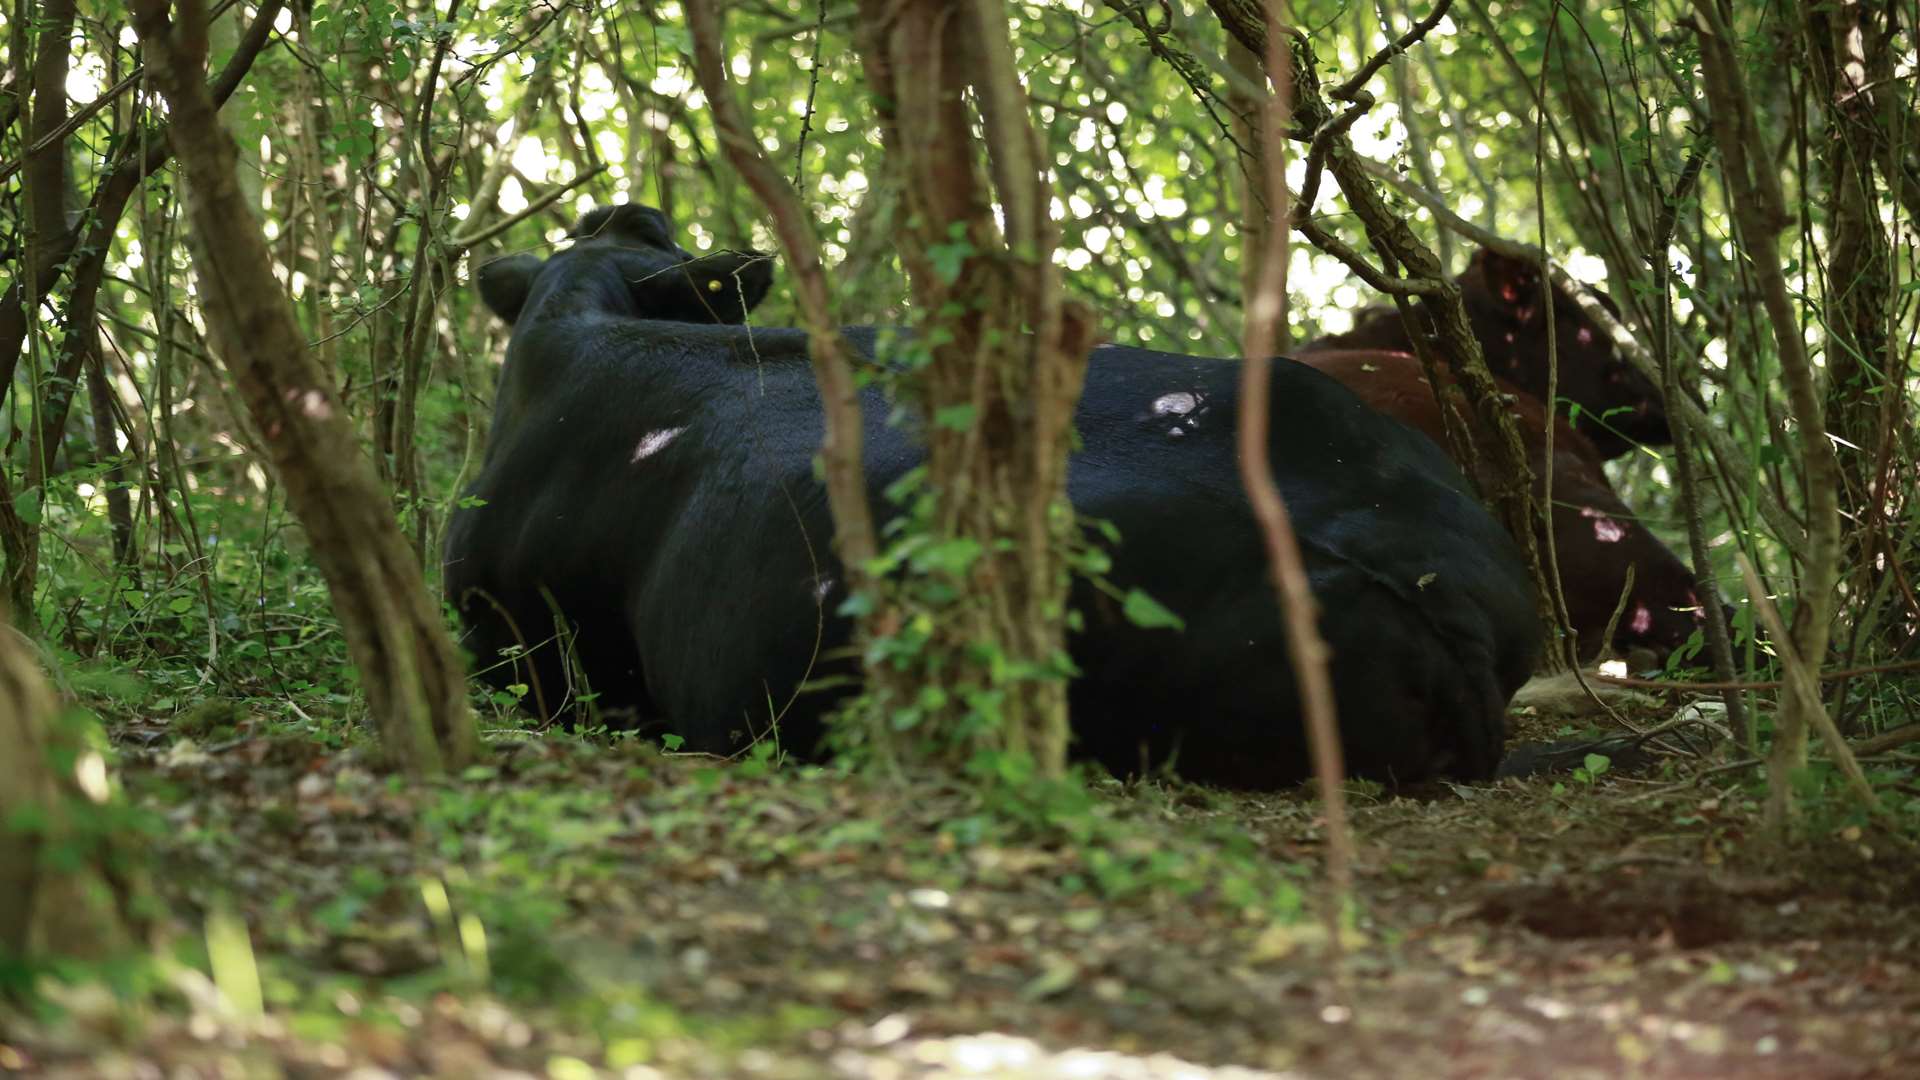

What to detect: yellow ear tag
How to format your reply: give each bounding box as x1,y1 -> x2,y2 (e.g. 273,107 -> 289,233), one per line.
707,279 -> 723,292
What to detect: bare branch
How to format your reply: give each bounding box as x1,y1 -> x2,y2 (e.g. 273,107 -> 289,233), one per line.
684,0 -> 883,614
1330,0 -> 1453,102
1236,0 -> 1352,909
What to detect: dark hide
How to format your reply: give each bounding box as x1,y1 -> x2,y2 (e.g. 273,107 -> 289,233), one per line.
445,205 -> 1542,787
1300,248 -> 1671,459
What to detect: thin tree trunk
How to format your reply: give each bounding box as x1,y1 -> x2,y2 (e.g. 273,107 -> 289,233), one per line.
1236,0 -> 1351,904
1802,0 -> 1905,676
132,0 -> 478,775
852,0 -> 1096,773
686,0 -> 895,755
1803,0 -> 1895,508
1692,2 -> 1845,832
1203,0 -> 1559,662
0,606 -> 140,961
87,350 -> 140,573
5,0 -> 78,620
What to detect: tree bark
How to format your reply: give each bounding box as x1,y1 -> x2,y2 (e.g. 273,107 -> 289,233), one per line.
1692,3 -> 1844,831
852,0 -> 1096,774
3,0 -> 77,620
1802,0 -> 1905,661
0,607 -> 139,961
131,0 -> 477,775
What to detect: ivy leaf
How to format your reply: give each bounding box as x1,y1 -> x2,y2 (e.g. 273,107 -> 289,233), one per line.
927,240 -> 972,284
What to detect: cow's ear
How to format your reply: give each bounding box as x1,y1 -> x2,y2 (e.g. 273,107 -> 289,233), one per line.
477,253 -> 546,324
631,250 -> 775,324
1472,248 -> 1543,323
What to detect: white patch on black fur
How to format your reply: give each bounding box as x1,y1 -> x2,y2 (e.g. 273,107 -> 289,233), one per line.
632,427 -> 686,463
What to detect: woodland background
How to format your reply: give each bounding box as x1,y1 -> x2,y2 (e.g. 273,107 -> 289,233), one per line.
1,0 -> 1918,1075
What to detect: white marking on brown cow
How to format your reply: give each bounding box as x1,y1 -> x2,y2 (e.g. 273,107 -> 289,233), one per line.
1581,507 -> 1626,543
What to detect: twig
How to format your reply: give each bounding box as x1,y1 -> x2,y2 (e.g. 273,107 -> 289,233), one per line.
792,0 -> 830,187
1734,552 -> 1881,820
447,164 -> 607,251
1330,0 -> 1452,102
0,70 -> 143,185
1239,0 -> 1353,962
1853,723 -> 1920,756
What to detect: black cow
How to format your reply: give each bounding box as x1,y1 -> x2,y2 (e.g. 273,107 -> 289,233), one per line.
444,205 -> 1542,787
1299,248 -> 1670,459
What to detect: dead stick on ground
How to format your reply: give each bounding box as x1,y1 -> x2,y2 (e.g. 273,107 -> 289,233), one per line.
1852,724 -> 1920,756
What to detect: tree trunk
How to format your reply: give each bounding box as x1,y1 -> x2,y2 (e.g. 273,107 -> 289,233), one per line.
853,0 -> 1096,775
4,0 -> 78,621
1693,2 -> 1845,831
86,350 -> 139,572
1802,1 -> 1903,638
131,0 -> 477,775
0,608 -> 139,962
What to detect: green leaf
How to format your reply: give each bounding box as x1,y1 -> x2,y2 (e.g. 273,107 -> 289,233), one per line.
1122,589 -> 1185,630
927,240 -> 973,284
934,403 -> 977,432
651,24 -> 694,56
912,537 -> 983,576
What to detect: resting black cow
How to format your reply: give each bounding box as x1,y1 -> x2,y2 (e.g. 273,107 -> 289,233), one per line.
444,205 -> 1542,787
1299,248 -> 1670,459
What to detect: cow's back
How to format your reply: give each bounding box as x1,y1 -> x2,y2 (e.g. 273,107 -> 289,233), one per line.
1065,346 -> 1539,784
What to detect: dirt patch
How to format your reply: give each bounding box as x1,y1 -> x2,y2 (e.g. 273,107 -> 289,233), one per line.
1473,867 -> 1794,946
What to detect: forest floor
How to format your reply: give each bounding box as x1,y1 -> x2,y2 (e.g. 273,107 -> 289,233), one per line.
6,681 -> 1918,1079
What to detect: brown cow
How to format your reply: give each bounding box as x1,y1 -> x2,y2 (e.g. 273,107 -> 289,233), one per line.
1296,348 -> 1705,663
1300,248 -> 1671,460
